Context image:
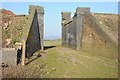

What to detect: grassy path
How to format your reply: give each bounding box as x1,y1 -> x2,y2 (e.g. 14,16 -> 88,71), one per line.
3,41 -> 118,78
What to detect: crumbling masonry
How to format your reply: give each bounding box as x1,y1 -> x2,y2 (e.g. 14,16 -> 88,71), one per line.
61,7 -> 118,59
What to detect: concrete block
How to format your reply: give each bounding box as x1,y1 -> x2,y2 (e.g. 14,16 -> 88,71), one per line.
2,49 -> 17,66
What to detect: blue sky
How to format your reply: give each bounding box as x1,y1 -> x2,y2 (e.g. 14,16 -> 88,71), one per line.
1,2 -> 118,40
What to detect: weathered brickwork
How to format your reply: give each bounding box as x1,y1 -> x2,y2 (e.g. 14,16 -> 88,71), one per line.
62,7 -> 118,59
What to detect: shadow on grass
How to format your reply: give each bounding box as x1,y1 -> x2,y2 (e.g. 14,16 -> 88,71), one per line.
18,46 -> 56,65
25,54 -> 41,65
44,46 -> 56,50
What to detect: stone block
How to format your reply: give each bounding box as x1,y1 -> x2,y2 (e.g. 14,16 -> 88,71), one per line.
2,49 -> 17,66
76,7 -> 90,14
29,5 -> 44,15
61,12 -> 71,21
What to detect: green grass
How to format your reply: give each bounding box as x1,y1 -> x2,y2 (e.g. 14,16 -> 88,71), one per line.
8,41 -> 118,78
27,41 -> 118,78
44,40 -> 62,46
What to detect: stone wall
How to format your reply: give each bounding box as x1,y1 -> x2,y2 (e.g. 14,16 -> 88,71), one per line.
62,7 -> 90,50
22,5 -> 44,57
62,7 -> 118,59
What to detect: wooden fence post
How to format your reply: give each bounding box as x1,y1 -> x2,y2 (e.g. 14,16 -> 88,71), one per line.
22,40 -> 26,65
